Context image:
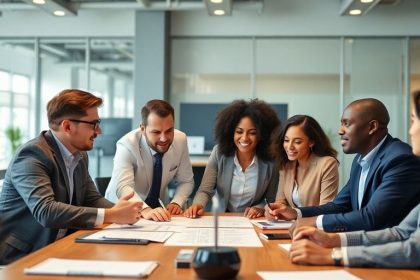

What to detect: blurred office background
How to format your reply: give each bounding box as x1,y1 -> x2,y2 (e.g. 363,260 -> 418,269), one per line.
1,0 -> 420,190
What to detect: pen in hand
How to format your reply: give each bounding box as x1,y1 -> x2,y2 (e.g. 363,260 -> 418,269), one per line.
158,199 -> 166,209
265,198 -> 278,220
265,198 -> 274,210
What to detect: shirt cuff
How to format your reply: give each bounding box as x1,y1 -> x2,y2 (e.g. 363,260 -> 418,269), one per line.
294,208 -> 302,218
95,208 -> 105,226
316,215 -> 324,230
338,233 -> 348,246
341,246 -> 349,266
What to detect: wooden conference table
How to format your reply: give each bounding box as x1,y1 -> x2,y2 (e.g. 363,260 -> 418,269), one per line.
1,214 -> 419,280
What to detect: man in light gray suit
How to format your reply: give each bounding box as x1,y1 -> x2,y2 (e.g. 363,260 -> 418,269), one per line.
0,89 -> 142,265
288,91 -> 420,269
105,99 -> 194,222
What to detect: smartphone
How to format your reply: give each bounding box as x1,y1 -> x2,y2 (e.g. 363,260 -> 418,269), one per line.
259,233 -> 290,240
175,249 -> 195,268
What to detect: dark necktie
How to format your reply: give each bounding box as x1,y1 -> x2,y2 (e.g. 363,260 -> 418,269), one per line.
145,152 -> 163,208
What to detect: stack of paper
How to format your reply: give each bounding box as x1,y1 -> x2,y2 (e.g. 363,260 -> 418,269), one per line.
25,258 -> 158,278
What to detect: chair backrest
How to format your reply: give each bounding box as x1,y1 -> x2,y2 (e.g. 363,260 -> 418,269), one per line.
94,177 -> 111,196
0,169 -> 6,180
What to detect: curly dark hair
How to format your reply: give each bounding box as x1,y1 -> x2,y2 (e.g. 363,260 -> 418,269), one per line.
272,115 -> 338,169
214,99 -> 281,161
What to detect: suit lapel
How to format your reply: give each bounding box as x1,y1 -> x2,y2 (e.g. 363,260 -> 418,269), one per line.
351,156 -> 362,210
360,136 -> 390,207
139,134 -> 153,187
44,130 -> 71,202
223,156 -> 235,210
252,158 -> 267,204
161,144 -> 173,188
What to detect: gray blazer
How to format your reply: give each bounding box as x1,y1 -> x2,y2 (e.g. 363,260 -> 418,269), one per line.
0,131 -> 113,265
192,145 -> 279,211
345,203 -> 420,268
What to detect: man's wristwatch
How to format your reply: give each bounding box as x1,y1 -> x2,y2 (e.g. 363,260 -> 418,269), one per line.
331,248 -> 343,266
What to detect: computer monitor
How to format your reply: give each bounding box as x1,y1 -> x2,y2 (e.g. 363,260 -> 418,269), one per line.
93,118 -> 132,156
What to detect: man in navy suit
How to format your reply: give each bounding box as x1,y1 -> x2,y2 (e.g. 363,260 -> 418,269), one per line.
265,98 -> 420,234
287,92 -> 420,268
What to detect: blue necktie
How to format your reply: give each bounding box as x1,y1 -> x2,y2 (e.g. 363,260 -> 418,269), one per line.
145,153 -> 163,208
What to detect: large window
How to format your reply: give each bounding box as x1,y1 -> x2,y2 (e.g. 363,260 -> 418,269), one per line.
0,38 -> 134,173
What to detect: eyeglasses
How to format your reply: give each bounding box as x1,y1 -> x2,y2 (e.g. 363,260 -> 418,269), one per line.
68,119 -> 101,130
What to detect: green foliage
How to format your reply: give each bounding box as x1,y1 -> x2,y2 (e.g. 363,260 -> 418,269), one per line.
5,127 -> 22,155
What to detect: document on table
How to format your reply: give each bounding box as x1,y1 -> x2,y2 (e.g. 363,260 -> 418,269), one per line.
25,258 -> 158,278
179,216 -> 253,228
278,243 -> 291,251
105,223 -> 186,233
82,229 -> 173,243
164,228 -> 263,247
251,219 -> 294,229
258,270 -> 362,280
107,216 -> 253,229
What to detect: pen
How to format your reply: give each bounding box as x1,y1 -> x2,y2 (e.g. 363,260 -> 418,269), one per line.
158,199 -> 166,209
265,198 -> 273,210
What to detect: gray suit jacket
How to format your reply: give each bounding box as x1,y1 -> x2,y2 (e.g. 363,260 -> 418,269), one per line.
105,128 -> 194,207
0,131 -> 113,265
344,203 -> 420,268
192,145 -> 279,211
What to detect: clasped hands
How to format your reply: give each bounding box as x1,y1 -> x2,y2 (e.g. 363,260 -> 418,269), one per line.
264,202 -> 342,266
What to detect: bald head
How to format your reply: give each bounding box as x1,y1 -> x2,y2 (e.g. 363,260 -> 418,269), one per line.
346,98 -> 390,129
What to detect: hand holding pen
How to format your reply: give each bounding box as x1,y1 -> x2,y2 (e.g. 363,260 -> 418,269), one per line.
264,198 -> 279,221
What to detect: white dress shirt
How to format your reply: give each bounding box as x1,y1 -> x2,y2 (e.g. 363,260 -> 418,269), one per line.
227,154 -> 258,212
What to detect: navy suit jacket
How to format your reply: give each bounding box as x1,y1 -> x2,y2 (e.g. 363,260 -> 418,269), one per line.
300,135 -> 420,232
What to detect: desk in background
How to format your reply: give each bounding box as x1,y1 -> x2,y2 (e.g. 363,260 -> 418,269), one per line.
1,215 -> 419,280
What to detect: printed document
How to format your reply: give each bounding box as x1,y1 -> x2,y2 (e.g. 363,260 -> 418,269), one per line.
25,258 -> 158,278
164,228 -> 262,247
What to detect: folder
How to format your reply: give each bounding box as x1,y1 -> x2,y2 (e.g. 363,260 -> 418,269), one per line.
25,258 -> 158,278
75,232 -> 150,245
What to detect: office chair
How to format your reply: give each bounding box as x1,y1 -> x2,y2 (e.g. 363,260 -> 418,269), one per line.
94,177 -> 111,197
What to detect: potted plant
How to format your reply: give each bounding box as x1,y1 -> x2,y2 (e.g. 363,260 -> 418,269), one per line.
5,127 -> 22,155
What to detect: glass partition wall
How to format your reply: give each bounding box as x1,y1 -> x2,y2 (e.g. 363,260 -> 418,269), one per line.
171,37 -> 411,186
0,37 -> 134,173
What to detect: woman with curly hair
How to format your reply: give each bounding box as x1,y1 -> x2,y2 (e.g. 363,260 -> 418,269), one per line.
272,115 -> 339,209
184,99 -> 281,219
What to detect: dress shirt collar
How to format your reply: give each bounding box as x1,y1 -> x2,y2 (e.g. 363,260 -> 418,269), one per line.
357,135 -> 387,168
51,130 -> 83,166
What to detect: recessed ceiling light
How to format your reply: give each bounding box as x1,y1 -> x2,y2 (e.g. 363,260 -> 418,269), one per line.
214,9 -> 225,15
53,10 -> 66,16
360,0 -> 373,3
349,9 -> 362,15
32,0 -> 45,4
210,0 -> 223,3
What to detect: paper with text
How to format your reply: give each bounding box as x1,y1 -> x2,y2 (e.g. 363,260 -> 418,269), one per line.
107,216 -> 253,229
164,228 -> 262,247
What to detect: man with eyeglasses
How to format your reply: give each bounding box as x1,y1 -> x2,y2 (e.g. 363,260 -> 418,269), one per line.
0,89 -> 142,265
265,98 -> 420,246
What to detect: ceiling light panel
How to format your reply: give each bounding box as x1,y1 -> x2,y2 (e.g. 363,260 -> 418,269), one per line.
339,0 -> 381,16
205,0 -> 232,16
22,0 -> 77,16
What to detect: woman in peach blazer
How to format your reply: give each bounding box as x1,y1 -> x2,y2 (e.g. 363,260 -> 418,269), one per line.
273,115 -> 339,207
